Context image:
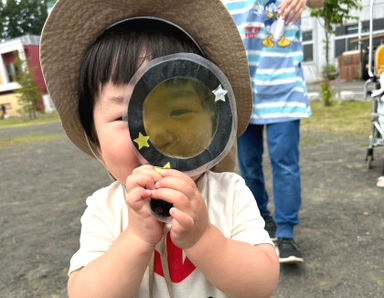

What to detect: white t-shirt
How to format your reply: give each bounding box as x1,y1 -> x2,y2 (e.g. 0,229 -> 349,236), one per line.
69,170 -> 272,298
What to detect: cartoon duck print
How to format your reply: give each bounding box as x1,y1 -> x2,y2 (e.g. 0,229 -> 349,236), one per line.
263,0 -> 290,48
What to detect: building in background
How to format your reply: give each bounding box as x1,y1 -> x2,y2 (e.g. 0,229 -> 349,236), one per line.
302,0 -> 384,82
0,34 -> 49,117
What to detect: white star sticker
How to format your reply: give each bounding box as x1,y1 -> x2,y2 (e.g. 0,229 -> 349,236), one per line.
212,84 -> 227,102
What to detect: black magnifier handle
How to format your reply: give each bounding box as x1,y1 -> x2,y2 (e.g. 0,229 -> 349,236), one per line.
150,199 -> 173,220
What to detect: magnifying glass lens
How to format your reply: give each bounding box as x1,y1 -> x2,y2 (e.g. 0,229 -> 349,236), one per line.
125,54 -> 237,223
143,77 -> 218,158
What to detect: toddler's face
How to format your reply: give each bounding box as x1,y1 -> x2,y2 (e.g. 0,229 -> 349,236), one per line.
93,82 -> 141,183
143,79 -> 216,158
94,78 -> 217,183
93,58 -> 220,183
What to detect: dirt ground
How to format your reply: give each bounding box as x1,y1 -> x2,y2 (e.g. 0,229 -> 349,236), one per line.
1,121 -> 383,298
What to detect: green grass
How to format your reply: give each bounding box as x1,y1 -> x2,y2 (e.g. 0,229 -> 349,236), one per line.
0,101 -> 373,148
301,100 -> 372,136
0,112 -> 60,129
0,112 -> 63,147
0,133 -> 64,148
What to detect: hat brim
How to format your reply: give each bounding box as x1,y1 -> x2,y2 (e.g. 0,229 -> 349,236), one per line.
40,0 -> 252,157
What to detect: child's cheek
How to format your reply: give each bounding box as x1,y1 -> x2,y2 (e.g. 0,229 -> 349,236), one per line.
99,128 -> 141,182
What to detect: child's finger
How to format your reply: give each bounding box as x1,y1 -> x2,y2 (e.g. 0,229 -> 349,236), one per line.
131,164 -> 155,174
157,177 -> 195,197
170,207 -> 194,230
126,170 -> 162,191
126,173 -> 155,191
155,171 -> 196,196
126,187 -> 152,210
158,168 -> 192,180
131,165 -> 163,181
169,207 -> 207,250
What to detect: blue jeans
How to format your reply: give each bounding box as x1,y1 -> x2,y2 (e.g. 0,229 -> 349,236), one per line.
237,120 -> 301,239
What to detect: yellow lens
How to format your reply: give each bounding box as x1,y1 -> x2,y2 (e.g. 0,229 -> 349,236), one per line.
143,77 -> 218,158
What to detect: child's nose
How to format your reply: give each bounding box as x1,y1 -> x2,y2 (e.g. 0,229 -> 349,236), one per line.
149,127 -> 176,153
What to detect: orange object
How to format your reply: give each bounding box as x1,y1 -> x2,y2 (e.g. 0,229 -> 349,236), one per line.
375,44 -> 384,74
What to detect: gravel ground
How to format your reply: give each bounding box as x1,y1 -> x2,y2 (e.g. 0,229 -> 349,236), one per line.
0,121 -> 383,298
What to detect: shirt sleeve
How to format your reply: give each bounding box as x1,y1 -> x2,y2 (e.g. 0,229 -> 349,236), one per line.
68,185 -> 125,275
230,175 -> 273,246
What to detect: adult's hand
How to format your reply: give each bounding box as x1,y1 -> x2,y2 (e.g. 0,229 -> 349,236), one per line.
278,0 -> 308,24
278,0 -> 324,25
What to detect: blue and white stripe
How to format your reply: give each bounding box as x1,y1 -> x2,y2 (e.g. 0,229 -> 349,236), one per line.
223,0 -> 311,124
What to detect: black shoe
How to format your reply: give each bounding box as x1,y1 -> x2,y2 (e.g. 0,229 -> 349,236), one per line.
275,238 -> 304,263
263,216 -> 276,240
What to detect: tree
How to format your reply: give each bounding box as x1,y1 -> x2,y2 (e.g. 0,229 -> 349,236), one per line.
0,1 -> 5,38
0,0 -> 49,40
310,0 -> 361,105
14,55 -> 42,120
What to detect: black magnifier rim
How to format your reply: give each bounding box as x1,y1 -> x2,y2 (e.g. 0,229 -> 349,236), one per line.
127,58 -> 233,172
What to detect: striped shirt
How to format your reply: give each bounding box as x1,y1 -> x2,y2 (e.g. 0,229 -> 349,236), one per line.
223,0 -> 311,124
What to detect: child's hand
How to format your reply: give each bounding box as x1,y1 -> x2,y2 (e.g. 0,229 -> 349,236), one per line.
125,165 -> 164,247
151,169 -> 209,249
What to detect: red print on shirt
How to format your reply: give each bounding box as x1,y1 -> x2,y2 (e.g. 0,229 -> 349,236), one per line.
154,232 -> 196,283
245,26 -> 261,38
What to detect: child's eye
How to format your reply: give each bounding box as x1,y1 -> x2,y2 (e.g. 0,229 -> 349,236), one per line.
170,109 -> 194,116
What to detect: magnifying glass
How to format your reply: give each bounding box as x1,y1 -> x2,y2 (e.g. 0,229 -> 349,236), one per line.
123,53 -> 237,222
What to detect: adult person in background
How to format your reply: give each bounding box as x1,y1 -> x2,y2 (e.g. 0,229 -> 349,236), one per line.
1,104 -> 6,119
223,0 -> 324,263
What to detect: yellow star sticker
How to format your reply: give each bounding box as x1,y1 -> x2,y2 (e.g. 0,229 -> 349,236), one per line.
155,162 -> 171,173
134,132 -> 150,149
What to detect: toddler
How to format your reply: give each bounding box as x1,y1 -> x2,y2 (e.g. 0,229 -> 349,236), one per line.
40,0 -> 280,297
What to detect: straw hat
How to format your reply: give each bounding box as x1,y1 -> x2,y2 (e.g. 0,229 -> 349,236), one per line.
40,0 -> 252,157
